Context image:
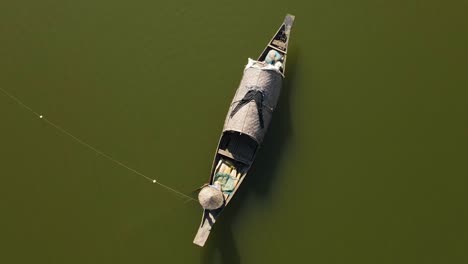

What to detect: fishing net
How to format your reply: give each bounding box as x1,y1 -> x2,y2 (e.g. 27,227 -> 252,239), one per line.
214,173 -> 237,194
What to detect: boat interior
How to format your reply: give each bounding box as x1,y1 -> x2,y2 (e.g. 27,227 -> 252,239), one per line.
211,131 -> 259,199
218,131 -> 258,164
258,24 -> 289,74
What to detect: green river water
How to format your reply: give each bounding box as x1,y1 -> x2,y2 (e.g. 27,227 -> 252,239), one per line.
1,1 -> 467,263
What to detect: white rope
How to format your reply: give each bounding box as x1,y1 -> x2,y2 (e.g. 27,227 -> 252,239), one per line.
0,87 -> 196,203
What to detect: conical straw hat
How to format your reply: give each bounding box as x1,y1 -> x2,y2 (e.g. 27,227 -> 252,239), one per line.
198,186 -> 224,210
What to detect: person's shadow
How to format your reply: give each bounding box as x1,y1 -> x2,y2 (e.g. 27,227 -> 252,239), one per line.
201,47 -> 300,264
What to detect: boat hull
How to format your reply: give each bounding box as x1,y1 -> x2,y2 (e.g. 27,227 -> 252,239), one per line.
193,14 -> 295,247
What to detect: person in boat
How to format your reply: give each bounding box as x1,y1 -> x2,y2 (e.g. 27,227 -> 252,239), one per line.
198,181 -> 224,210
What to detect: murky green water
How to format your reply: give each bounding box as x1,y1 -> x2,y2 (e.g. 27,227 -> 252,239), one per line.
1,1 -> 467,263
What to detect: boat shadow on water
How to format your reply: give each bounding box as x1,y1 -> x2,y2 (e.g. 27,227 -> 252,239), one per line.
201,47 -> 300,264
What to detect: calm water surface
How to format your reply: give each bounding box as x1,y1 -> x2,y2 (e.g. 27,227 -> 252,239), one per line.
1,0 -> 467,263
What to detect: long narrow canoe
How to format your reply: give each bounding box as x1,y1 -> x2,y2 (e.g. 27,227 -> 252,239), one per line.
193,14 -> 295,247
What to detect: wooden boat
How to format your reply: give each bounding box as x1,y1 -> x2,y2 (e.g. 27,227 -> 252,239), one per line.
193,14 -> 295,247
